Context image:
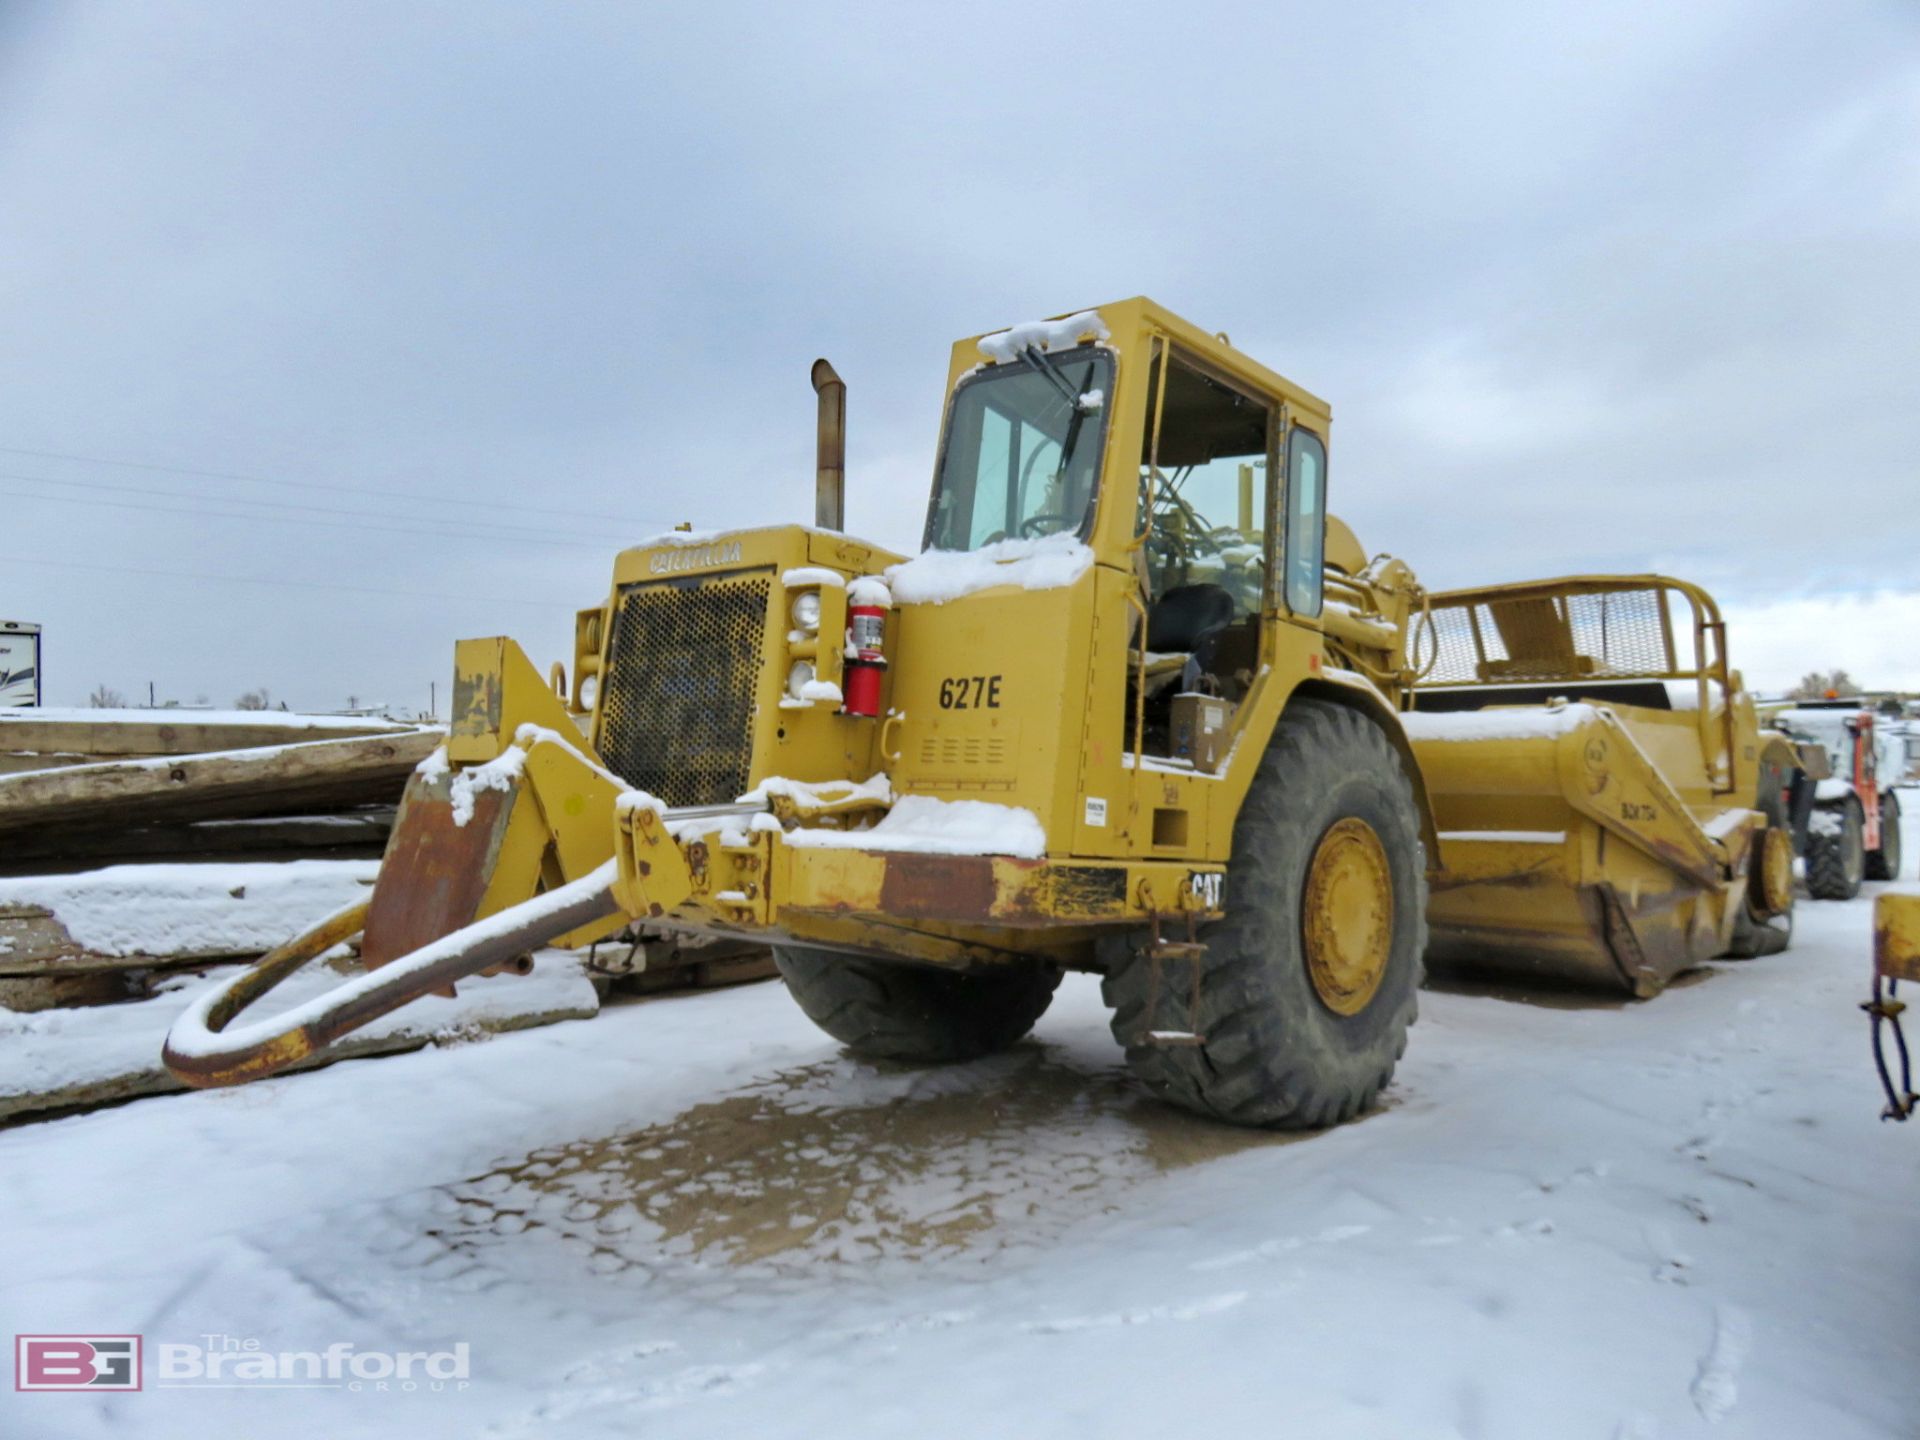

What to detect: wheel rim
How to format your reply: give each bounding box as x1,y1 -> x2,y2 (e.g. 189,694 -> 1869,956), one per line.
1302,817 -> 1394,1016
1758,827 -> 1794,914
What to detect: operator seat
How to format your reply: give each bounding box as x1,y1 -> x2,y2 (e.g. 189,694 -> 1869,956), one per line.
1146,583 -> 1235,655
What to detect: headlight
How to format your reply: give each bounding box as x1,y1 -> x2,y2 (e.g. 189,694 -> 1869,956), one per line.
790,591 -> 822,631
577,673 -> 598,709
786,659 -> 816,700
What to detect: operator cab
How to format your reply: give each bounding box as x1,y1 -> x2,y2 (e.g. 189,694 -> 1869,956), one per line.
924,302 -> 1332,767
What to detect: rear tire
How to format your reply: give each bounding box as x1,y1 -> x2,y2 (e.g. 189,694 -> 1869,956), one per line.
1725,769 -> 1795,959
1805,795 -> 1866,900
1866,791 -> 1902,881
1725,867 -> 1793,957
772,946 -> 1061,1062
1100,699 -> 1426,1129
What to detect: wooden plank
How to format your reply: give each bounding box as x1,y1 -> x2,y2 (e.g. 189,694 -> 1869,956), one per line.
0,716 -> 413,759
0,960 -> 600,1121
0,971 -> 132,1012
0,730 -> 441,836
0,753 -> 95,775
0,901 -> 323,977
0,860 -> 380,974
0,810 -> 394,872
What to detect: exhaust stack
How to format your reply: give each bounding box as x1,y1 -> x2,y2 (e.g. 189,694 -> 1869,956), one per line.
811,358 -> 845,531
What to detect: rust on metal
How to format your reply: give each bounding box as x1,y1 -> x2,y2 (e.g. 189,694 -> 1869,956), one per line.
450,657 -> 503,747
1876,893 -> 1920,985
811,359 -> 846,531
1139,911 -> 1207,1047
878,853 -> 998,920
1050,864 -> 1131,918
361,778 -> 517,994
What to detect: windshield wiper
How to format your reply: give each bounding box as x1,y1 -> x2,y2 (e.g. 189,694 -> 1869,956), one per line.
1056,361 -> 1099,471
1023,344 -> 1099,416
1021,346 -> 1101,478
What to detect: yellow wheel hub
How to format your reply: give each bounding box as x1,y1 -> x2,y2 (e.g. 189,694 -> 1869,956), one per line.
1758,826 -> 1795,915
1302,817 -> 1395,1016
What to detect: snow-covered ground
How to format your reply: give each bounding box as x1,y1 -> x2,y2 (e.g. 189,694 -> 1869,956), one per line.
4,818 -> 1918,1439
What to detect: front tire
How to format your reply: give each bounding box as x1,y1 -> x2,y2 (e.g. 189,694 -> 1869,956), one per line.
1805,795 -> 1866,900
1867,791 -> 1902,881
1100,700 -> 1426,1129
772,946 -> 1061,1062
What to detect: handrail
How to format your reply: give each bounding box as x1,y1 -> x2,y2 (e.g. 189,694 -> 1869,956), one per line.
1419,573 -> 1740,794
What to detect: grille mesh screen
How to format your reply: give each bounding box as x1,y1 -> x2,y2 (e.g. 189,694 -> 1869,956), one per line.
1423,587 -> 1676,686
597,571 -> 769,805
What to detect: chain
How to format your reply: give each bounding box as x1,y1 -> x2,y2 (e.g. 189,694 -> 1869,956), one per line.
1863,974 -> 1917,1121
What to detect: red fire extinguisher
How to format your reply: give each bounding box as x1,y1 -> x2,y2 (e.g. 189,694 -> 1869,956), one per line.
842,585 -> 888,718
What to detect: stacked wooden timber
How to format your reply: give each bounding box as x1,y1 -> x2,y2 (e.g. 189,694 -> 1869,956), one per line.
0,708 -> 438,872
0,707 -> 773,1120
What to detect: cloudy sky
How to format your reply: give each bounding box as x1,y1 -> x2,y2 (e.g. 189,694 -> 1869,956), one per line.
2,0 -> 1915,710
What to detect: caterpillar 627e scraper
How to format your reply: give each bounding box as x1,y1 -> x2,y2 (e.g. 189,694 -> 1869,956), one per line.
165,299 -> 1803,1128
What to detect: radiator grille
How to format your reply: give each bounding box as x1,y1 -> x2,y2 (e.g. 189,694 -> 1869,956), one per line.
597,570 -> 770,805
1423,586 -> 1676,686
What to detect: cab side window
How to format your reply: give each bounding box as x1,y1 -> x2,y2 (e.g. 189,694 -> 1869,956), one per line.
1283,428 -> 1327,619
1138,349 -> 1272,619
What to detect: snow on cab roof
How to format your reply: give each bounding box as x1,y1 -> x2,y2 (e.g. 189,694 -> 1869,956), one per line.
976,309 -> 1111,365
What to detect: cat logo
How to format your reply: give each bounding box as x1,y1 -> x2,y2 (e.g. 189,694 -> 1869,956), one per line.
648,540 -> 743,575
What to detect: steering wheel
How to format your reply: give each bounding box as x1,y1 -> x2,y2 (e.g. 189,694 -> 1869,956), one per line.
1018,512 -> 1076,538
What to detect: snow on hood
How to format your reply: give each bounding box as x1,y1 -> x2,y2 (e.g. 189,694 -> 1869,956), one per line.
630,524 -> 892,554
977,309 -> 1110,364
886,533 -> 1094,606
634,527 -> 728,548
1401,705 -> 1596,742
782,567 -> 845,589
782,795 -> 1045,859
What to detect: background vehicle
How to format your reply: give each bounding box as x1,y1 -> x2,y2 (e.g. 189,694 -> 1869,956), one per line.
0,620 -> 40,707
1773,701 -> 1903,897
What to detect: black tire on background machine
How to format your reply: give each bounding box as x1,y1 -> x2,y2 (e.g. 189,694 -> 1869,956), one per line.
1099,698 -> 1426,1130
1805,795 -> 1867,901
772,945 -> 1062,1062
1724,766 -> 1794,959
1866,790 -> 1902,882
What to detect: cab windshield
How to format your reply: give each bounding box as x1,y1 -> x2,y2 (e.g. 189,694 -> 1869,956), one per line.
924,346 -> 1112,552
